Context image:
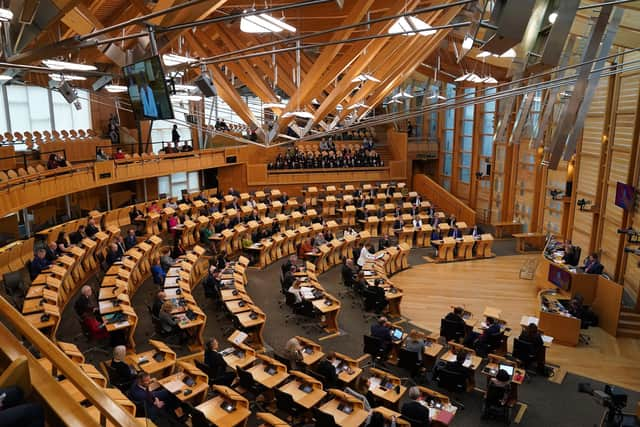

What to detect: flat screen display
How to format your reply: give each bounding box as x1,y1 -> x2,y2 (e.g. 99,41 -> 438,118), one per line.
615,182 -> 635,210
123,56 -> 174,120
548,264 -> 571,291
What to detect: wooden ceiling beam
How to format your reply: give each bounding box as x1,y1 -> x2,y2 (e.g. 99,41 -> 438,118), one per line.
274,0 -> 376,137
186,31 -> 261,132
308,0 -> 421,127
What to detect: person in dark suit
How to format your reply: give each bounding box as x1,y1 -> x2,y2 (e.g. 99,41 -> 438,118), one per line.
315,352 -> 339,389
282,255 -> 298,277
446,306 -> 466,322
451,225 -> 462,239
583,253 -> 603,274
370,316 -> 392,348
282,265 -> 297,293
228,187 -> 240,197
563,244 -> 579,266
128,372 -> 177,421
151,291 -> 165,318
69,225 -> 85,245
74,285 -> 97,318
204,338 -> 236,386
202,266 -> 221,298
464,316 -> 501,349
445,351 -> 474,383
341,258 -> 357,288
124,228 -> 137,250
378,234 -> 391,251
518,322 -> 546,373
365,280 -> 388,314
0,385 -> 45,427
400,386 -> 430,425
44,242 -> 58,262
106,243 -> 122,267
85,218 -> 99,238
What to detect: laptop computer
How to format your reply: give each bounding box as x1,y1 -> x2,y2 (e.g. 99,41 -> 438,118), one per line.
499,363 -> 514,378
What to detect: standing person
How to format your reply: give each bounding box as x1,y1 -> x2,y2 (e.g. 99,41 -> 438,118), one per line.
171,124 -> 180,144
407,120 -> 413,137
0,386 -> 45,427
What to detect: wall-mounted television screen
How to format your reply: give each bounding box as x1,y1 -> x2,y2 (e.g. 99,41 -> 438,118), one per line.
614,182 -> 635,210
548,264 -> 571,291
123,56 -> 174,120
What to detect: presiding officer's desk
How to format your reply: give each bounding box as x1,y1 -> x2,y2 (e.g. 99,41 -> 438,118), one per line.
537,289 -> 581,346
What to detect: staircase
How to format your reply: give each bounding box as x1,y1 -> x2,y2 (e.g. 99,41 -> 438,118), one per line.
616,308 -> 640,338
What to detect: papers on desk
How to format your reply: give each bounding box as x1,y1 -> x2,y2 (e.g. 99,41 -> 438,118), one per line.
542,335 -> 554,344
164,276 -> 178,287
165,288 -> 179,297
442,353 -> 456,363
232,331 -> 248,345
368,377 -> 381,391
114,321 -> 130,329
99,301 -> 114,312
167,267 -> 181,277
163,379 -> 184,393
521,316 -> 539,326
300,287 -> 316,300
462,358 -> 473,368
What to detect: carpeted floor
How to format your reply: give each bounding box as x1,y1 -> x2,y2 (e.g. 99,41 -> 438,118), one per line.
53,237 -> 640,427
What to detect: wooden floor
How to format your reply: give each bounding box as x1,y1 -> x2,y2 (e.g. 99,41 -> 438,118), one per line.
394,254 -> 640,392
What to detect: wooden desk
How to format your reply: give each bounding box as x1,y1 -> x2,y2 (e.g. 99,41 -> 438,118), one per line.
319,389 -> 369,427
246,354 -> 289,389
439,344 -> 482,371
295,336 -> 325,366
481,354 -> 525,385
278,370 -> 327,409
493,222 -> 522,238
126,340 -> 176,376
158,363 -> 209,403
476,234 -> 494,258
196,386 -> 251,427
312,294 -> 341,333
333,352 -> 362,385
416,386 -> 458,426
372,407 -> 411,426
234,307 -> 266,350
222,342 -> 257,370
368,367 -> 407,408
256,412 -> 291,427
513,232 -> 546,253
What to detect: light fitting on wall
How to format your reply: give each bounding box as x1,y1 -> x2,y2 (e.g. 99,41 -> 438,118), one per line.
43,59 -> 97,71
48,74 -> 86,81
162,53 -> 197,66
548,11 -> 558,24
0,75 -> 13,81
0,7 -> 13,22
577,198 -> 592,211
550,189 -> 563,200
351,73 -> 380,83
105,85 -> 128,93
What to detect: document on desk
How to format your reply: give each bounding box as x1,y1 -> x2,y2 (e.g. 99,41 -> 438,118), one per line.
99,301 -> 113,312
300,287 -> 316,300
542,335 -> 554,344
231,331 -> 248,345
462,358 -> 473,368
443,353 -> 456,363
368,377 -> 381,391
162,379 -> 184,393
521,316 -> 539,326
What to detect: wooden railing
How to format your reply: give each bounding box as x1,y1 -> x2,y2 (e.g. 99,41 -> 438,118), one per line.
0,297 -> 145,427
412,174 -> 476,225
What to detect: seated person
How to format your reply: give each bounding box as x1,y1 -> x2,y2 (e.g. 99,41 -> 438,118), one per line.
44,241 -> 58,262
281,255 -> 298,277
439,351 -> 474,386
582,253 -> 604,274
341,258 -> 357,288
150,258 -> 166,285
364,280 -> 388,314
202,266 -> 221,299
69,225 -> 85,245
404,330 -> 427,362
128,372 -> 177,421
563,244 -> 580,266
288,280 -> 304,304
357,243 -> 375,267
518,323 -> 545,373
158,301 -> 180,336
313,232 -> 327,247
110,345 -> 137,390
0,386 -> 45,427
74,285 -> 98,318
106,243 -> 122,267
298,238 -> 315,259
567,294 -> 585,318
445,306 -> 466,324
400,386 -> 430,426
123,228 -> 138,250
85,218 -> 99,238
482,369 -> 512,418
315,352 -> 339,389
204,338 -> 235,386
30,249 -> 51,279
151,291 -> 165,318
159,248 -> 175,272
370,316 -> 393,351
378,234 -> 391,251
464,316 -> 501,352
284,337 -> 304,370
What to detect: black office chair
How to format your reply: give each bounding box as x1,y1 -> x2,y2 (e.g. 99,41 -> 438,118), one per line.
476,332 -> 504,357
103,361 -> 134,392
440,318 -> 465,344
189,405 -> 213,427
512,338 -> 537,372
313,407 -> 338,427
482,383 -> 511,424
363,334 -> 388,368
272,352 -> 292,371
274,388 -> 304,423
3,271 -> 26,311
400,414 -> 430,427
236,367 -> 265,410
145,304 -> 162,339
397,348 -> 422,379
437,368 -> 467,409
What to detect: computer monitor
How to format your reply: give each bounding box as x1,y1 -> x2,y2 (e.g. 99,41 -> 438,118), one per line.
499,363 -> 514,377
615,182 -> 635,210
548,264 -> 571,291
391,328 -> 403,340
123,55 -> 174,120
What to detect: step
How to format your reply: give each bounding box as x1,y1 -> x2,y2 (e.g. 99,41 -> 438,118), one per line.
617,319 -> 640,329
616,328 -> 640,338
619,312 -> 640,322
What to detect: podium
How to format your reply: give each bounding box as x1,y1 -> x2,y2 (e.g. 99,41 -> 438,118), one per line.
457,235 -> 475,259
323,195 -> 336,216
364,217 -> 379,237
305,186 -> 318,206
343,205 -> 356,226
435,237 -> 456,261
146,212 -> 160,235
416,224 -> 433,247
477,234 -> 494,258
398,243 -> 410,270
397,226 -> 415,248
381,215 -> 395,236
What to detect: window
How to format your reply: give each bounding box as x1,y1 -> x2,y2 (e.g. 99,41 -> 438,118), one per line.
441,83 -> 456,191
481,88 -> 496,158
158,171 -> 200,198
458,88 -> 475,184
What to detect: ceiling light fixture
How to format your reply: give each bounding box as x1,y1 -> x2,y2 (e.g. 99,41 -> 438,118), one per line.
387,99 -> 403,104
240,9 -> 296,33
162,53 -> 197,67
282,111 -> 314,119
0,8 -> 13,22
173,84 -> 197,92
43,59 -> 97,71
351,73 -> 381,83
105,85 -> 128,93
0,75 -> 13,81
392,91 -> 414,99
347,103 -> 370,110
263,102 -> 287,109
455,72 -> 471,82
462,35 -> 474,50
482,76 -> 498,84
548,11 -> 558,24
388,16 -> 436,36
500,48 -> 517,58
48,74 -> 86,81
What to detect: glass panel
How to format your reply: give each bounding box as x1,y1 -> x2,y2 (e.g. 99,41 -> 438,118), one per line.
188,171 -> 199,190
172,172 -> 187,183
444,130 -> 454,151
482,135 -> 493,157
6,86 -> 30,133
158,176 -> 170,196
27,87 -> 51,131
459,168 -> 470,183
443,154 -> 452,176
463,105 -> 474,120
462,136 -> 472,152
483,113 -> 494,134
461,152 -> 471,167
445,109 -> 454,126
442,178 -> 451,191
0,88 -> 6,132
462,120 -> 473,136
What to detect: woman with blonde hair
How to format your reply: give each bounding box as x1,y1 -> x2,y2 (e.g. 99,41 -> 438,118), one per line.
110,345 -> 136,390
159,301 -> 178,335
284,337 -> 304,370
